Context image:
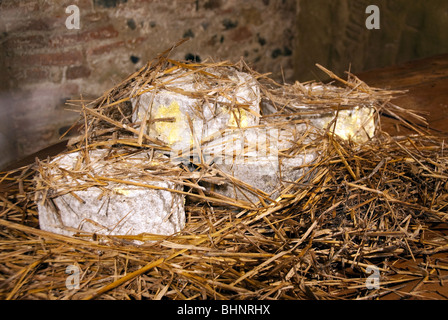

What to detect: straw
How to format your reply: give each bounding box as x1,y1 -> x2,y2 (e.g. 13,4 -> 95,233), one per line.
1,46 -> 447,300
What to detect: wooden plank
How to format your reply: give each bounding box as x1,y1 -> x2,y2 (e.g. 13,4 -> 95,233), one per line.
357,53 -> 448,135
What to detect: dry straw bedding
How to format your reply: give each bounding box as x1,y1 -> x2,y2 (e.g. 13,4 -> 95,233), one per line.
1,44 -> 448,300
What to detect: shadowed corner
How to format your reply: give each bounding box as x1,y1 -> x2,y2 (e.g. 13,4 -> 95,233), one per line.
0,78 -> 86,170
0,93 -> 18,170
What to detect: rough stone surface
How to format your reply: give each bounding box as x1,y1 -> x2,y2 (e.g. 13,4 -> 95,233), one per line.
132,67 -> 261,154
200,125 -> 319,203
36,150 -> 185,237
261,83 -> 377,144
210,152 -> 317,203
199,98 -> 375,203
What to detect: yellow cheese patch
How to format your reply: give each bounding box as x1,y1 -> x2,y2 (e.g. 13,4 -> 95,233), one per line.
228,108 -> 249,127
114,188 -> 130,196
154,100 -> 184,145
333,107 -> 375,143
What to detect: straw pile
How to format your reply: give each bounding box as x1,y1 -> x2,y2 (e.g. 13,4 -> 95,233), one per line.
1,43 -> 448,300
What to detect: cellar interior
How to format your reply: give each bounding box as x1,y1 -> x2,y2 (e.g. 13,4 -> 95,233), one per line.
0,0 -> 448,302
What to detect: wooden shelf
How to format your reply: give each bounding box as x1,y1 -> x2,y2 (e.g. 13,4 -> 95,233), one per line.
357,53 -> 448,136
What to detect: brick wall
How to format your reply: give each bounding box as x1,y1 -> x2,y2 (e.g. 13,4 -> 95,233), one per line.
0,0 -> 296,168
